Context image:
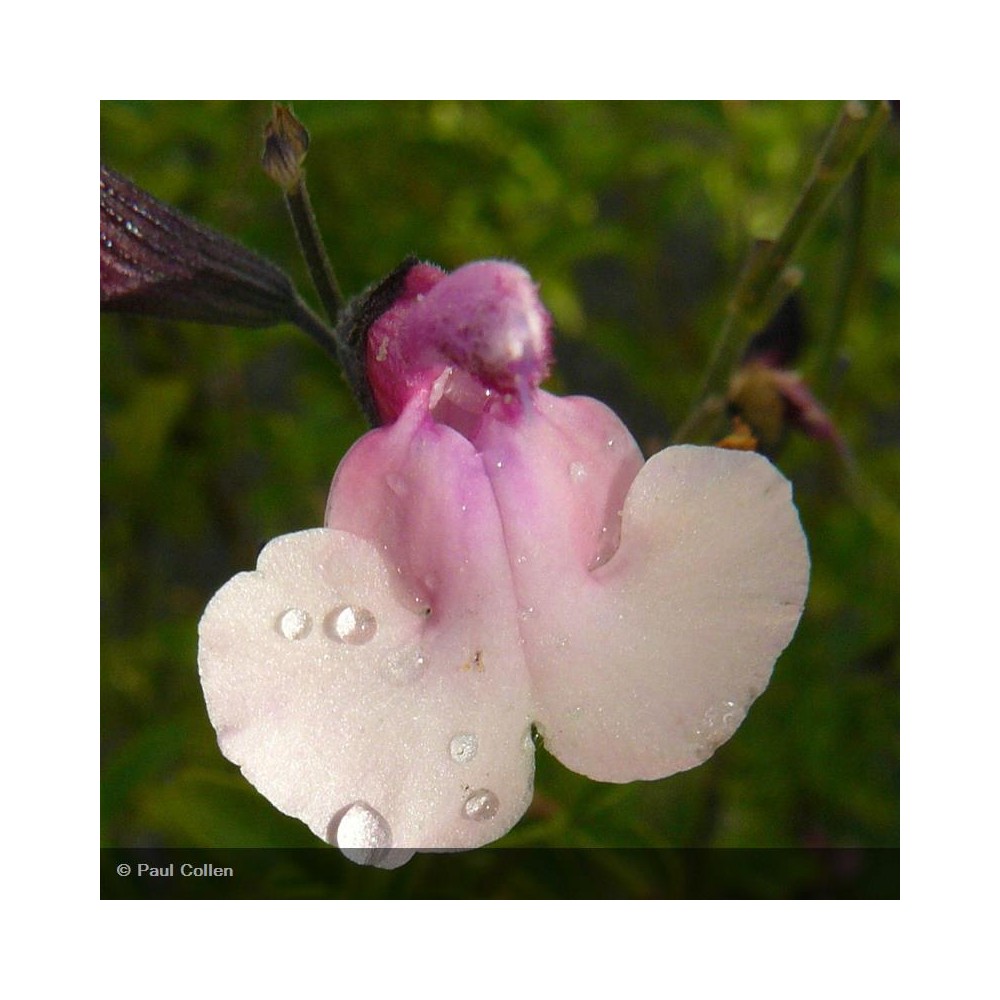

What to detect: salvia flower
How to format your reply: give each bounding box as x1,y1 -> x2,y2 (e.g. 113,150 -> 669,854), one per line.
198,260 -> 810,867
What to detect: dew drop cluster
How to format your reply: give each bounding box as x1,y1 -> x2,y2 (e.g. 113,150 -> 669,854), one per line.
275,603 -> 378,645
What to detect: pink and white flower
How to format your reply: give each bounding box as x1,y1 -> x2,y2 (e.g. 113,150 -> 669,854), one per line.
198,260 -> 810,867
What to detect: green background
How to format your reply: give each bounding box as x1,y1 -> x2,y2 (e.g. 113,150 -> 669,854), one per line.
100,101 -> 899,897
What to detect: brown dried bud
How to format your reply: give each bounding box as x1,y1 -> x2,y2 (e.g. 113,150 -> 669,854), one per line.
262,104 -> 310,192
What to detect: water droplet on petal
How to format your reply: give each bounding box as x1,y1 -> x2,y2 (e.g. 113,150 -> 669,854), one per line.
607,438 -> 615,448
386,648 -> 428,685
495,460 -> 504,470
449,733 -> 479,763
276,608 -> 312,640
331,801 -> 392,865
569,461 -> 587,482
463,788 -> 499,821
325,605 -> 377,645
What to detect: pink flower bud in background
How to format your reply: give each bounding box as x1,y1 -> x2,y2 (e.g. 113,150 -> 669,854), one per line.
198,259 -> 810,867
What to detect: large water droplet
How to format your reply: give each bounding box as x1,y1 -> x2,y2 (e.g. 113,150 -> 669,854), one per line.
449,733 -> 479,763
331,801 -> 392,866
325,604 -> 377,645
463,789 -> 499,821
276,608 -> 312,640
386,648 -> 428,685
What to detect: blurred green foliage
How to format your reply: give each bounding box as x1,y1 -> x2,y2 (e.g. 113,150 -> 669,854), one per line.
100,101 -> 899,897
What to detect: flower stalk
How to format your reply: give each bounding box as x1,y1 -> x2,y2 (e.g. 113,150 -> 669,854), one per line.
263,104 -> 345,326
673,100 -> 890,444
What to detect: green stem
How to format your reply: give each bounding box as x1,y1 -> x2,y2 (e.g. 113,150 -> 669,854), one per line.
672,101 -> 889,444
287,294 -> 344,364
285,176 -> 344,326
815,153 -> 870,392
